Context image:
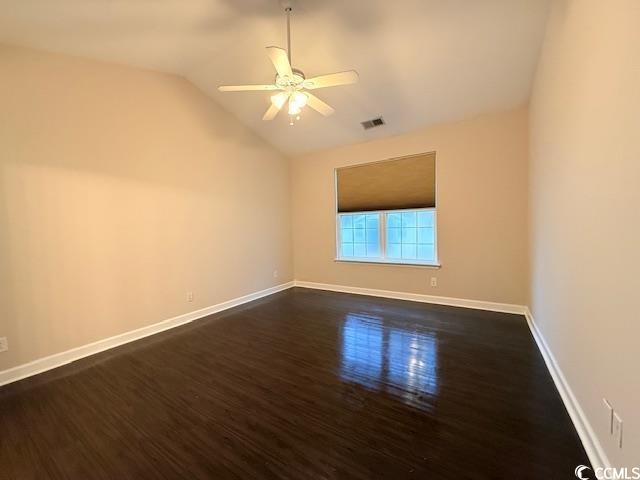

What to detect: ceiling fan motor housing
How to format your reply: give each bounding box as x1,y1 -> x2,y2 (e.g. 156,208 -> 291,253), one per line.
276,68 -> 306,89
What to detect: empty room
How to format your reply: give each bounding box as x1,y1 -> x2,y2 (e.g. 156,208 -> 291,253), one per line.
0,0 -> 638,478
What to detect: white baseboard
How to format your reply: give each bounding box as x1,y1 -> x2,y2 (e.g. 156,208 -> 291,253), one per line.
524,307 -> 610,470
294,280 -> 527,315
0,281 -> 295,387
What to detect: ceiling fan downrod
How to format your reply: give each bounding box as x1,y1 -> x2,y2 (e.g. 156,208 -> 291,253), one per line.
284,4 -> 297,126
285,5 -> 292,65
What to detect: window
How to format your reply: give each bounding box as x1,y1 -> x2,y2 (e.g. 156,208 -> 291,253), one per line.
335,152 -> 438,266
338,208 -> 437,265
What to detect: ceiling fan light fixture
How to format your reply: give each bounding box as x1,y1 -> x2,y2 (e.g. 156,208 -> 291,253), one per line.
288,91 -> 308,116
271,92 -> 289,109
288,105 -> 302,116
292,91 -> 308,108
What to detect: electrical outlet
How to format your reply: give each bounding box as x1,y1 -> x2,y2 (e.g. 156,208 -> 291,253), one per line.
613,412 -> 623,448
603,398 -> 613,434
273,270 -> 279,278
0,337 -> 8,353
430,277 -> 437,287
187,291 -> 194,303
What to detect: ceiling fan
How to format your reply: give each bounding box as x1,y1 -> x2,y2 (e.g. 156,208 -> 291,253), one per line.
217,1 -> 359,125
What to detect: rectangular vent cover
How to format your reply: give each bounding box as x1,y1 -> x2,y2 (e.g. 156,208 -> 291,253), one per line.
361,117 -> 385,130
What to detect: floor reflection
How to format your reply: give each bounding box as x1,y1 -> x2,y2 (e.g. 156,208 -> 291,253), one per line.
340,313 -> 438,409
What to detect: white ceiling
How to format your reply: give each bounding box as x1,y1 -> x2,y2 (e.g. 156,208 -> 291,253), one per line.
0,0 -> 550,155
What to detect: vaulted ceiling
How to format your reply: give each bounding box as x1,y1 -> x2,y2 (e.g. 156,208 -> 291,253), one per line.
0,0 -> 550,155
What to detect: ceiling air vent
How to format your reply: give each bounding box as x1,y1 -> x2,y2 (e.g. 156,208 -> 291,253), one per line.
361,117 -> 385,130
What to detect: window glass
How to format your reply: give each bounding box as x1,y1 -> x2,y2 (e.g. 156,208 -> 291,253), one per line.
339,212 -> 381,259
339,209 -> 436,264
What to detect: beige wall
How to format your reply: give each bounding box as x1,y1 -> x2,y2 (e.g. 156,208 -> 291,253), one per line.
529,0 -> 639,467
291,108 -> 529,305
0,45 -> 292,371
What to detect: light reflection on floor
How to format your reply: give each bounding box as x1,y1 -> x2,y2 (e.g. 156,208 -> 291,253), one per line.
340,313 -> 438,409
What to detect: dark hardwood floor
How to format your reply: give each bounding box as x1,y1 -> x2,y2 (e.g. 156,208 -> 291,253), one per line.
0,287 -> 589,479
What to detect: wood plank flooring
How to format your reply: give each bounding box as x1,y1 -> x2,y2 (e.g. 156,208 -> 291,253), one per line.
0,287 -> 590,479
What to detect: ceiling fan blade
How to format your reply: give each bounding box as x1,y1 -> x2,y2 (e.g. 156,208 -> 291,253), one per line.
303,70 -> 359,90
266,46 -> 293,79
218,84 -> 279,92
262,104 -> 281,121
305,93 -> 335,116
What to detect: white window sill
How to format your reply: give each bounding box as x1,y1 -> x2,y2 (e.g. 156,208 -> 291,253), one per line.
334,258 -> 441,269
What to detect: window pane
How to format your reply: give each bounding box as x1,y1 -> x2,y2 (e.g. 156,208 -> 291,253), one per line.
366,243 -> 380,257
387,227 -> 401,244
417,244 -> 435,261
353,214 -> 366,229
366,228 -> 378,244
401,211 -> 416,227
338,213 -> 382,260
417,227 -> 434,244
387,213 -> 401,228
401,227 -> 417,243
417,211 -> 434,227
340,215 -> 353,228
402,244 -> 417,259
387,243 -> 401,259
341,228 -> 353,243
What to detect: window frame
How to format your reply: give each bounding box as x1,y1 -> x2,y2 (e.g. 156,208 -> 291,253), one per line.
335,207 -> 439,267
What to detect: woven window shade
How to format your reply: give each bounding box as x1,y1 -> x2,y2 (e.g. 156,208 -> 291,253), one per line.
336,152 -> 436,213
